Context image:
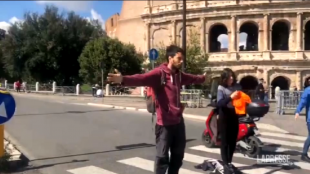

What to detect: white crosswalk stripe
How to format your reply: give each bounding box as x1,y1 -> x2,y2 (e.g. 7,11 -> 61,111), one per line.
66,124 -> 309,174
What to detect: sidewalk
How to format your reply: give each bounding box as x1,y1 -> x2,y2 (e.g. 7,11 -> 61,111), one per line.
13,92 -> 309,136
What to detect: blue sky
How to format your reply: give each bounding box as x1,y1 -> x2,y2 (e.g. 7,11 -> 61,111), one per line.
0,1 -> 122,31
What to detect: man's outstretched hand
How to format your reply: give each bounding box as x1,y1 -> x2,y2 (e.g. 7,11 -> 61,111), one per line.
107,69 -> 123,84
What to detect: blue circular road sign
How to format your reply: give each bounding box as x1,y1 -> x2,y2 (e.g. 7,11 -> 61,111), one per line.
149,48 -> 159,61
0,90 -> 16,125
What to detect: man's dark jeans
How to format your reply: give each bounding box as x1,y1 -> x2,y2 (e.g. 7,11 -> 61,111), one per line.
154,119 -> 186,174
302,122 -> 310,155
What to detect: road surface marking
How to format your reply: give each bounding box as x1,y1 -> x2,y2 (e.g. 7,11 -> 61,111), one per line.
189,145 -> 310,171
87,103 -> 114,108
259,137 -> 303,148
67,165 -> 117,174
184,153 -> 291,174
118,157 -> 203,174
260,132 -> 306,141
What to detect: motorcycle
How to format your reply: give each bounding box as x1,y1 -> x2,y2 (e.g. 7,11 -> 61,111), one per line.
201,95 -> 269,158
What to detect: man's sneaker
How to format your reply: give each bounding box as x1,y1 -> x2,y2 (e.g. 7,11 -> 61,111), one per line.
223,164 -> 234,174
301,154 -> 310,162
228,163 -> 243,174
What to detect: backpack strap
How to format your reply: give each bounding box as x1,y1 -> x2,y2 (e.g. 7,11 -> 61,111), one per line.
151,69 -> 166,129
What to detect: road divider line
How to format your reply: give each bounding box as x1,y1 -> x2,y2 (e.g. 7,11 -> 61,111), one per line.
86,103 -> 289,133
125,107 -> 137,110
118,157 -> 203,174
87,103 -> 114,108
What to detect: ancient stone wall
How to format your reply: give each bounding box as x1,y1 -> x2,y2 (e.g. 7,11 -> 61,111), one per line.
105,13 -> 119,38
109,0 -> 310,90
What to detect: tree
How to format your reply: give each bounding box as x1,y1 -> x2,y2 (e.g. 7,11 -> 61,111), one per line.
78,37 -> 143,85
0,5 -> 106,85
144,28 -> 210,88
0,29 -> 5,40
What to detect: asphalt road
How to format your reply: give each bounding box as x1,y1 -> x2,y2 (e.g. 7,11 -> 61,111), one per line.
4,95 -> 310,174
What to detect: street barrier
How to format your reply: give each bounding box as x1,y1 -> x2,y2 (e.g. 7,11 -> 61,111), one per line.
275,90 -> 303,115
180,89 -> 206,108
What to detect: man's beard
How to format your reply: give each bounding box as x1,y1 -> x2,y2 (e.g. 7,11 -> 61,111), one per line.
172,63 -> 182,70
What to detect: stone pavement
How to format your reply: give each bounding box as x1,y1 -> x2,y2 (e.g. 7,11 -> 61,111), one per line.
13,92 -> 309,137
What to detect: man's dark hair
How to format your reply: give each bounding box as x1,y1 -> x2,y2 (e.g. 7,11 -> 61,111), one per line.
165,45 -> 184,62
220,68 -> 237,87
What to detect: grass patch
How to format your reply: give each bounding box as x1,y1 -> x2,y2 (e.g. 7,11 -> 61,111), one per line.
0,151 -> 12,172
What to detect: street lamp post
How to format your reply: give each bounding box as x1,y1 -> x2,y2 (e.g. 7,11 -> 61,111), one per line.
182,0 -> 186,89
182,0 -> 186,71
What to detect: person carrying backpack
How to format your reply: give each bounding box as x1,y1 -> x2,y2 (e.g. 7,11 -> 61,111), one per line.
107,45 -> 207,174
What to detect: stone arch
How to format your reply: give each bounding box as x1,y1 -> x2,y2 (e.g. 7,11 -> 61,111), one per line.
271,19 -> 291,51
238,20 -> 259,31
178,23 -> 195,34
207,22 -> 230,33
151,27 -> 169,39
208,23 -> 228,53
237,73 -> 256,82
270,75 -> 290,98
178,24 -> 196,46
303,18 -> 310,31
304,20 -> 310,50
303,76 -> 310,89
151,27 -> 170,48
271,19 -> 292,30
239,75 -> 258,91
238,21 -> 259,51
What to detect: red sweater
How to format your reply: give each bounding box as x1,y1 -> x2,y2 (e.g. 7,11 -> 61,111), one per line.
122,63 -> 205,125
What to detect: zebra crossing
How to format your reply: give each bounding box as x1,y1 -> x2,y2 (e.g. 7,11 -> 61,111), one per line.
66,126 -> 310,174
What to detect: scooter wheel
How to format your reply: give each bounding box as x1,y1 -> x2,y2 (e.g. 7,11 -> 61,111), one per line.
202,132 -> 215,148
246,136 -> 262,158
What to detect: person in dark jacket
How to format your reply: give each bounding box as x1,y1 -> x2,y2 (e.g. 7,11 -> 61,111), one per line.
107,45 -> 207,174
217,68 -> 242,174
255,78 -> 265,100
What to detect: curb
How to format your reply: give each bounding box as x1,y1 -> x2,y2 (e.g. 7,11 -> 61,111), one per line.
3,138 -> 29,170
86,103 -> 289,133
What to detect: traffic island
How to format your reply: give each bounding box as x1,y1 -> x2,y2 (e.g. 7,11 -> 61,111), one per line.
0,138 -> 29,172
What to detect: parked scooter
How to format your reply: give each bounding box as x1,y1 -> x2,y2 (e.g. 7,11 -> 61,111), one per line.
201,95 -> 269,158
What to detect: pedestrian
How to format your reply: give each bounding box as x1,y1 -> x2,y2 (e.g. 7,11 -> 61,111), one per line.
263,81 -> 269,103
217,68 -> 242,174
15,80 -> 21,92
295,83 -> 310,163
107,45 -> 207,174
255,78 -> 265,100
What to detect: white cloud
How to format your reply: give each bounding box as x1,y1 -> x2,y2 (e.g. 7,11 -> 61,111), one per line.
0,16 -> 22,32
90,9 -> 105,30
36,1 -> 92,12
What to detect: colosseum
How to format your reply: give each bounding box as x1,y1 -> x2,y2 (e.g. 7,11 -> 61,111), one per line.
105,0 -> 310,96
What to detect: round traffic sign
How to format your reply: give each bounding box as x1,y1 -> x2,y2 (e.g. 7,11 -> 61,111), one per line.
149,48 -> 159,61
0,90 -> 16,125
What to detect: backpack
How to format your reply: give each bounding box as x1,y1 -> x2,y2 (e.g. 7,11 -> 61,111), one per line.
146,69 -> 166,114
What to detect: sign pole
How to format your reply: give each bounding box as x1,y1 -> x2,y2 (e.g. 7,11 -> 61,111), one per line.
0,124 -> 3,157
101,61 -> 104,103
